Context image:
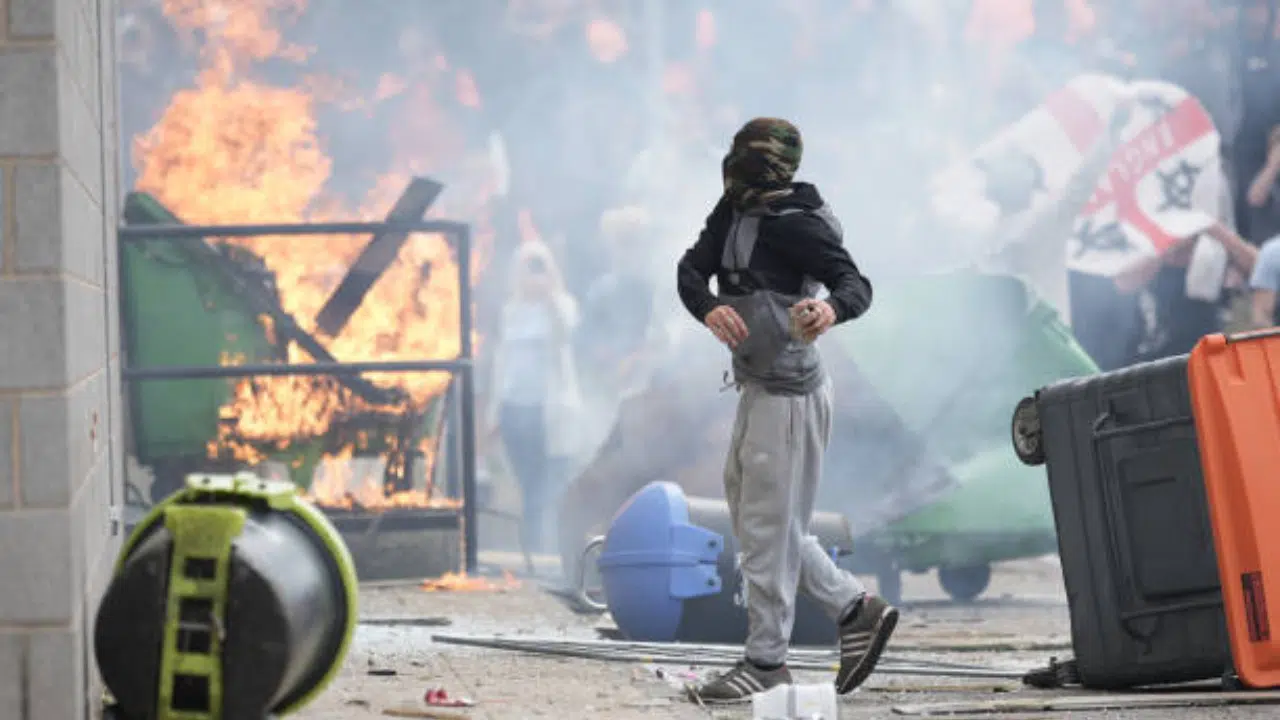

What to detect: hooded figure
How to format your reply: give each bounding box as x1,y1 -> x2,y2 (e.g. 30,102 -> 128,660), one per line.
676,118 -> 898,703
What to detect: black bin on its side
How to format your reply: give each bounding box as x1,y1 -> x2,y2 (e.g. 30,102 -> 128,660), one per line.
1028,354 -> 1230,689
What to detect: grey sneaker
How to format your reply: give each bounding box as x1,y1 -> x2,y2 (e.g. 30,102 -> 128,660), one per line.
688,660 -> 792,704
836,594 -> 899,694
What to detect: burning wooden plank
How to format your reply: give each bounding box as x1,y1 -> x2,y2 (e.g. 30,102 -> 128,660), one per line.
121,191 -> 402,407
314,177 -> 444,337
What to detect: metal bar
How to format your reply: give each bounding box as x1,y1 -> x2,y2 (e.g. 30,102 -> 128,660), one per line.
428,634 -> 1029,680
123,359 -> 469,381
445,380 -> 462,499
430,634 -> 1016,672
453,632 -> 1008,671
118,220 -> 467,241
456,225 -> 479,573
1227,327 -> 1280,343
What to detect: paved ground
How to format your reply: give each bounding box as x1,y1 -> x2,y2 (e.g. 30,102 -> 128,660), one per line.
293,555 -> 1280,719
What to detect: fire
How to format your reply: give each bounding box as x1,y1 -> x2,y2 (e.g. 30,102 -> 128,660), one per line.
422,571 -> 522,593
134,0 -> 493,507
307,445 -> 462,511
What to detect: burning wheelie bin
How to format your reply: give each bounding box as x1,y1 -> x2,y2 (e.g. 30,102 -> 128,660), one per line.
120,189 -> 445,505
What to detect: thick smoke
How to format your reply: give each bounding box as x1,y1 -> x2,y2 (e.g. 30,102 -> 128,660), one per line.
117,1 -> 1262,569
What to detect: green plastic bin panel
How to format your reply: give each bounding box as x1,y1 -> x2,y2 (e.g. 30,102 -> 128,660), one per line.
865,447 -> 1058,571
889,446 -> 1054,536
835,271 -> 1099,459
121,193 -> 277,463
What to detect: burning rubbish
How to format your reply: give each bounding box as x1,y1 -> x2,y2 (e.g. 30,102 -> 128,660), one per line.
121,187 -> 464,513
125,0 -> 496,515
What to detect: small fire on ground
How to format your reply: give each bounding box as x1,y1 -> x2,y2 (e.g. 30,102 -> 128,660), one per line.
422,571 -> 521,593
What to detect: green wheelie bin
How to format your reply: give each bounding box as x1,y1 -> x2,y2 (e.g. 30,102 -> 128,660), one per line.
120,192 -> 442,505
833,271 -> 1098,602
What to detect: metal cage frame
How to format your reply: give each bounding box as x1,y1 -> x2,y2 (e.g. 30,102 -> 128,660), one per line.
117,219 -> 480,572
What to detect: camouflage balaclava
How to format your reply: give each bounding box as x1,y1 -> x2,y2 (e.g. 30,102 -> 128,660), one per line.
722,117 -> 803,210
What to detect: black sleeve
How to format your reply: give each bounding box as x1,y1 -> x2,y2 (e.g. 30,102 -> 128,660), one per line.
772,212 -> 873,324
676,198 -> 731,322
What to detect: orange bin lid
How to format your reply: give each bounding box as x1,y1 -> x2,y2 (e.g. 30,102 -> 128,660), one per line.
1189,330 -> 1280,688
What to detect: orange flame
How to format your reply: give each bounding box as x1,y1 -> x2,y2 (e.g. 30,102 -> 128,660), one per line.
136,0 -> 493,507
422,571 -> 522,593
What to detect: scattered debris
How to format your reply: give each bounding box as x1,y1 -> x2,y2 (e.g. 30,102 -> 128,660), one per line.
891,690 -> 1280,716
382,709 -> 468,719
424,688 -> 475,707
360,616 -> 454,628
621,698 -> 674,709
648,665 -> 702,690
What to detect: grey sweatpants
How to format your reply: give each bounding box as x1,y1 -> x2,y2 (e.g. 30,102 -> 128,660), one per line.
725,378 -> 867,665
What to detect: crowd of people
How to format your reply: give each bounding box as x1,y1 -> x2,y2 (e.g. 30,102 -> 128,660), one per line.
995,0 -> 1280,370
473,0 -> 1280,554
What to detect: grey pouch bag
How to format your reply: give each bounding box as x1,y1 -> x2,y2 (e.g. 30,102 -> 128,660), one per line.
723,291 -> 797,377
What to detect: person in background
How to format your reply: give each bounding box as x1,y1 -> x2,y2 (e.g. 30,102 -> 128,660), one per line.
1235,0 -> 1280,243
1248,234 -> 1280,328
1160,0 -> 1243,169
485,240 -> 583,560
1247,128 -> 1280,246
577,206 -> 658,396
1120,221 -> 1258,360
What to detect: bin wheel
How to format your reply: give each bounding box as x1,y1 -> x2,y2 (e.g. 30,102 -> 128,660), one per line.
1011,396 -> 1046,466
938,564 -> 992,603
876,568 -> 902,606
1222,669 -> 1245,691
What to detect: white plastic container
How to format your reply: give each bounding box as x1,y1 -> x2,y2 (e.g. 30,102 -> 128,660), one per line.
751,683 -> 839,720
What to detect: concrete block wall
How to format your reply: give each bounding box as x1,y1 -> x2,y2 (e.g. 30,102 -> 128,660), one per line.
0,0 -> 122,718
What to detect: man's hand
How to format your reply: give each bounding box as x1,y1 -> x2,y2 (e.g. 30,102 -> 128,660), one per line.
790,298 -> 836,343
704,305 -> 749,348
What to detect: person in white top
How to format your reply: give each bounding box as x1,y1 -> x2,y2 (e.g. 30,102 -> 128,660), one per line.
485,240 -> 582,556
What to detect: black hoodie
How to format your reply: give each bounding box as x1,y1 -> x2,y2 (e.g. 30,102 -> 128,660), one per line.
676,182 -> 873,325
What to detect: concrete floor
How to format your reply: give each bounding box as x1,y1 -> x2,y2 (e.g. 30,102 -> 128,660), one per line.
293,555 -> 1279,720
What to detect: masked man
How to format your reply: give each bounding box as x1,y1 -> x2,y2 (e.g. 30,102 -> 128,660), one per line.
676,118 -> 893,703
